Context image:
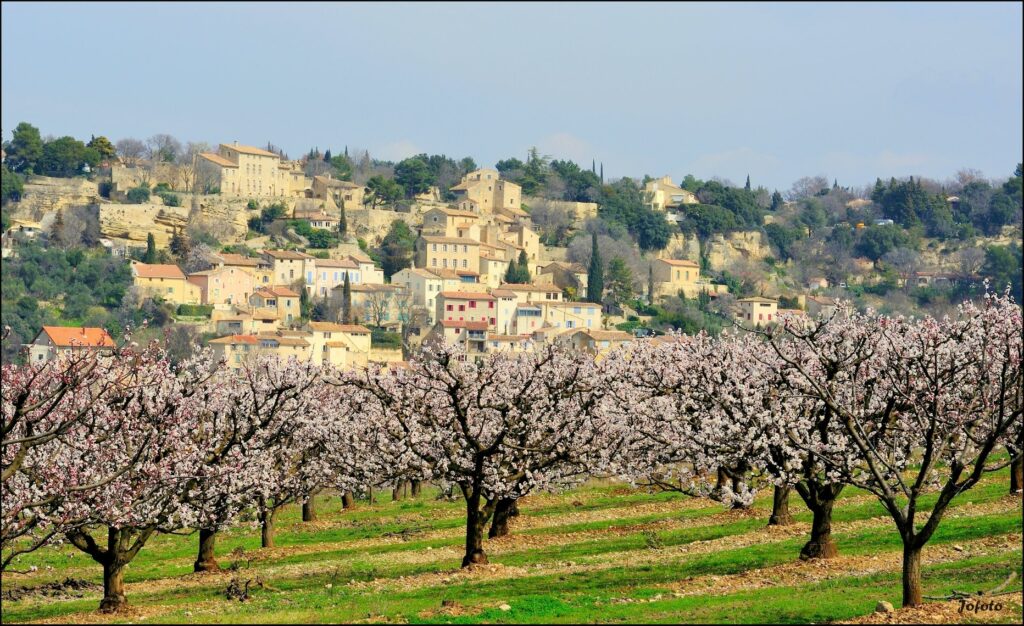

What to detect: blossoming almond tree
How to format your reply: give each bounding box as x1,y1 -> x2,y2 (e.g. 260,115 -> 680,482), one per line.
767,293 -> 1023,606
347,343 -> 617,567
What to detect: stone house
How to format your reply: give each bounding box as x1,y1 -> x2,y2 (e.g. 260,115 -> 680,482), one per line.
643,176 -> 698,211
131,262 -> 202,305
27,326 -> 116,364
187,265 -> 257,306
416,235 -> 481,273
449,169 -> 522,214
736,296 -> 778,327
196,142 -> 307,198
249,286 -> 301,325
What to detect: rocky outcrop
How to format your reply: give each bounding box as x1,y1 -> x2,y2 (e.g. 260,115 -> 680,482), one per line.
98,203 -> 189,247
704,231 -> 773,272
9,176 -> 100,220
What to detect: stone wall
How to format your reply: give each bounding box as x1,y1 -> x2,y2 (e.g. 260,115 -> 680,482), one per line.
348,208 -> 418,245
9,176 -> 101,221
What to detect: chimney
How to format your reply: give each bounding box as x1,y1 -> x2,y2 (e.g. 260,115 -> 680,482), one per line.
233,141 -> 239,146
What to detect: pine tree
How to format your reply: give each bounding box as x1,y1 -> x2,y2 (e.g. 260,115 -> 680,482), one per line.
341,273 -> 352,324
517,250 -> 530,283
745,175 -> 751,191
586,232 -> 604,305
504,259 -> 519,284
143,232 -> 157,264
52,209 -> 66,249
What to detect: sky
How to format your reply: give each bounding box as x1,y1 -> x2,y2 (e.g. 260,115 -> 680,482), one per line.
2,2 -> 1021,192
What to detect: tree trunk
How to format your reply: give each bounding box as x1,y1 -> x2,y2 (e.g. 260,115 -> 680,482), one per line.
260,509 -> 277,549
1011,453 -> 1023,494
800,498 -> 838,559
488,498 -> 519,538
302,497 -> 317,522
410,480 -> 422,498
341,491 -> 355,509
193,528 -> 220,572
901,543 -> 923,607
730,472 -> 750,510
462,488 -> 490,567
392,482 -> 406,501
768,485 -> 794,526
99,559 -> 128,613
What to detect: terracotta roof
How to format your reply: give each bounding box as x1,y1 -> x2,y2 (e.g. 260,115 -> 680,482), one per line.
133,263 -> 186,280
658,258 -> 699,267
738,296 -> 777,303
220,143 -> 279,158
345,250 -> 374,263
440,320 -> 490,330
490,289 -> 517,298
313,175 -> 359,189
215,253 -> 262,267
399,268 -> 442,279
777,308 -> 807,316
296,212 -> 338,222
438,291 -> 495,300
209,334 -> 260,345
499,283 -> 560,292
39,326 -> 116,348
421,236 -> 480,245
262,249 -> 314,260
546,301 -> 600,309
254,286 -> 299,298
306,322 -> 371,333
577,329 -> 634,342
347,283 -> 402,293
198,152 -> 238,168
541,261 -> 586,274
428,207 -> 480,218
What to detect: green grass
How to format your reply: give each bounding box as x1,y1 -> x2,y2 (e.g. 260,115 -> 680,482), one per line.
1,471 -> 1021,624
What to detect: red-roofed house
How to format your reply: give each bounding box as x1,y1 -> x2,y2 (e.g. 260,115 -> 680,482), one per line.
28,326 -> 116,363
435,291 -> 497,330
250,286 -> 301,325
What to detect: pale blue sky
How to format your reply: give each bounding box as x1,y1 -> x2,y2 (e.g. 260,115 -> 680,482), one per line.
3,2 -> 1021,191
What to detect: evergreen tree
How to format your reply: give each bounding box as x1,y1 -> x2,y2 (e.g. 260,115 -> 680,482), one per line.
299,285 -> 311,321
504,259 -> 519,284
169,227 -> 190,261
606,257 -> 634,307
586,232 -> 604,305
51,209 -> 67,249
771,190 -> 784,211
344,145 -> 349,158
143,232 -> 157,264
324,149 -> 331,162
517,250 -> 530,283
341,273 -> 352,324
648,265 -> 655,304
745,175 -> 751,191
592,159 -> 596,174
338,205 -> 348,238
600,162 -> 604,185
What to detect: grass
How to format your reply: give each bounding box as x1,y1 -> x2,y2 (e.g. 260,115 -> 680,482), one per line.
1,471 -> 1021,624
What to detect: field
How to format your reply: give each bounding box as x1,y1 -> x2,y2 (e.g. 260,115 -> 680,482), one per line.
1,472 -> 1021,624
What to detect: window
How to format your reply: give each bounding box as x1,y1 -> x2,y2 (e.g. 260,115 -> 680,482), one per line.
567,321 -> 575,329
443,244 -> 448,252
446,304 -> 453,311
469,301 -> 477,309
676,270 -> 680,280
759,313 -> 764,321
768,314 -> 772,321
443,259 -> 449,268
488,301 -> 494,309
458,304 -> 466,311
432,259 -> 437,267
463,245 -> 468,253
462,259 -> 468,268
573,306 -> 581,314
432,243 -> 437,251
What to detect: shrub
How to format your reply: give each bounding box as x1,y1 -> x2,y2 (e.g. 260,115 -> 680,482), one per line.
370,329 -> 402,348
247,199 -> 259,210
176,303 -> 213,317
98,181 -> 113,199
126,185 -> 150,204
158,191 -> 180,207
153,182 -> 172,193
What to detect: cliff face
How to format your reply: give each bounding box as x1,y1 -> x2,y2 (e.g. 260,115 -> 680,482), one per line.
661,230 -> 773,272
9,176 -> 100,220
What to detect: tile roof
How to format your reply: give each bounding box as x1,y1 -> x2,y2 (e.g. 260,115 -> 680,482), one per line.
314,258 -> 358,269
440,320 -> 490,330
254,286 -> 300,298
220,143 -> 279,157
658,258 -> 700,267
421,235 -> 480,245
499,283 -> 560,292
132,263 -> 186,280
438,291 -> 495,300
262,249 -> 314,260
209,334 -> 260,345
214,253 -> 263,267
40,326 -> 116,348
198,152 -> 238,168
306,322 -> 372,333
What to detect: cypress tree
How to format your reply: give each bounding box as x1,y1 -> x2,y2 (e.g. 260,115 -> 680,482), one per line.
586,231 -> 604,305
648,265 -> 655,305
504,259 -> 519,284
52,209 -> 66,248
143,232 -> 157,264
324,149 -> 332,162
338,205 -> 348,238
169,227 -> 191,261
745,175 -> 751,191
599,162 -> 604,185
517,250 -> 530,283
592,159 -> 596,174
341,273 -> 352,324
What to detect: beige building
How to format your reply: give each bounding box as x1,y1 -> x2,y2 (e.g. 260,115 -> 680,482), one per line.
311,258 -> 360,298
332,283 -> 406,327
303,321 -> 372,369
449,169 -> 522,214
250,286 -> 301,325
187,265 -> 257,306
27,326 -> 116,364
806,296 -> 840,320
498,283 -> 562,305
131,262 -> 202,305
644,176 -> 699,211
651,258 -> 728,300
209,331 -> 313,369
557,328 -> 633,360
736,296 -> 778,327
421,207 -> 482,239
261,249 -> 316,287
311,175 -> 365,209
211,252 -> 274,286
537,262 -> 589,299
196,142 -> 307,198
416,235 -> 481,273
213,307 -> 281,335
436,291 -> 498,329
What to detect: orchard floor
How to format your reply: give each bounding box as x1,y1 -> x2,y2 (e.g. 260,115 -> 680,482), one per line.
1,474 -> 1021,624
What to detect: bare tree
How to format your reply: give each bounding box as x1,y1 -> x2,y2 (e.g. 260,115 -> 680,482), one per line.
303,160 -> 333,178
881,247 -> 922,291
194,158 -> 221,195
365,289 -> 394,328
176,142 -> 210,192
115,138 -> 146,168
959,247 -> 986,276
787,176 -> 829,201
955,168 -> 987,191
147,134 -> 182,164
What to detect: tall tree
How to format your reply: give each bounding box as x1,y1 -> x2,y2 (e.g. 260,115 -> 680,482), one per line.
648,265 -> 655,304
504,259 -> 519,284
606,257 -> 634,307
143,233 -> 157,264
87,136 -> 117,162
341,273 -> 352,324
5,122 -> 43,173
517,250 -> 530,283
586,232 -> 604,305
744,175 -> 751,191
169,228 -> 191,261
